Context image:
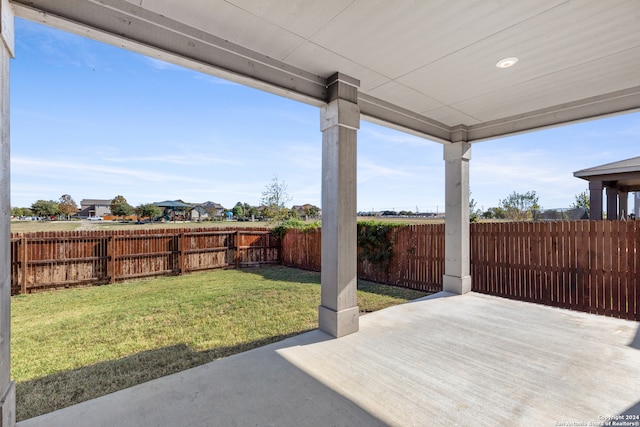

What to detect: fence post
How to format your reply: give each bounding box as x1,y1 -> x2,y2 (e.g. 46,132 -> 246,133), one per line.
234,230 -> 240,268
20,235 -> 27,294
107,236 -> 115,284
178,232 -> 185,275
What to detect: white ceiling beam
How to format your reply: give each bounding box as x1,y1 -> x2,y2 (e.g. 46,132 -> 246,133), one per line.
358,94 -> 451,143
467,86 -> 640,142
11,0 -> 329,107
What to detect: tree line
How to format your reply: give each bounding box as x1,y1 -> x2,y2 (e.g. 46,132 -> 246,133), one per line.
12,194 -> 79,219
11,176 -> 321,222
470,190 -> 589,222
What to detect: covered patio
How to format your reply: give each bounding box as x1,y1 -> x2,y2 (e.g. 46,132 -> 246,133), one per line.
1,1 -> 639,425
17,292 -> 640,426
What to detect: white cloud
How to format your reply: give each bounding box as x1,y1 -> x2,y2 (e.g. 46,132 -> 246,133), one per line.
145,57 -> 185,71
101,153 -> 243,166
11,157 -> 205,184
358,158 -> 425,183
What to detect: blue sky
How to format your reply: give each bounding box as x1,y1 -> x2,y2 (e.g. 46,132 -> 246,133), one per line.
10,18 -> 640,213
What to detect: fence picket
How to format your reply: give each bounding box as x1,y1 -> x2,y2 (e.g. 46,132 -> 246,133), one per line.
9,221 -> 638,321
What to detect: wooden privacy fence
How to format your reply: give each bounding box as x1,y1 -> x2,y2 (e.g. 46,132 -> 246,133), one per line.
10,228 -> 279,295
471,220 -> 639,321
281,225 -> 444,293
282,221 -> 639,321
9,221 -> 639,320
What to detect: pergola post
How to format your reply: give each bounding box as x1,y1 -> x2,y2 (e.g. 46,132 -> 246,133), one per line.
606,186 -> 618,221
319,72 -> 360,338
618,190 -> 628,220
589,180 -> 603,220
443,136 -> 472,295
0,1 -> 15,426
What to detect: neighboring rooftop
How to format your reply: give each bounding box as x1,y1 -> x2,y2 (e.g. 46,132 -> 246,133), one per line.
574,156 -> 640,180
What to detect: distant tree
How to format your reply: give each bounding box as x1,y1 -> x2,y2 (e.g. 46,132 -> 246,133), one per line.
31,200 -> 60,218
134,203 -> 162,220
469,192 -> 480,223
570,190 -> 590,211
232,202 -> 245,218
58,194 -> 78,219
260,175 -> 292,222
481,207 -> 507,219
308,205 -> 320,219
246,205 -> 259,220
11,207 -> 33,217
204,205 -> 222,221
110,195 -> 133,219
499,191 -> 540,221
261,205 -> 275,220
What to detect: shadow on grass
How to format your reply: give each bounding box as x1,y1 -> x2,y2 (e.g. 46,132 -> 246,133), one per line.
17,330 -> 312,422
241,264 -> 322,285
243,265 -> 430,303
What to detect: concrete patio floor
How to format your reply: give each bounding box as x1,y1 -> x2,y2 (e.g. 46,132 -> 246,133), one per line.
18,292 -> 640,427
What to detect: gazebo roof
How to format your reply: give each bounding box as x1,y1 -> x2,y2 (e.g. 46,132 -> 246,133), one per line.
574,156 -> 640,191
154,200 -> 194,209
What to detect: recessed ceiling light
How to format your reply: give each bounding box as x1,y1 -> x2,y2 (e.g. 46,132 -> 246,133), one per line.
496,57 -> 518,69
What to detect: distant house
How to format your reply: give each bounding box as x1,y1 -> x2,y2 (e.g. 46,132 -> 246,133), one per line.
78,199 -> 111,218
291,204 -> 321,219
197,201 -> 226,220
190,206 -> 209,221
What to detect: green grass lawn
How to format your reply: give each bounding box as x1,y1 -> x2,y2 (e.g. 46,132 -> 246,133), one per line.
11,265 -> 428,421
10,220 -> 81,233
93,219 -> 276,230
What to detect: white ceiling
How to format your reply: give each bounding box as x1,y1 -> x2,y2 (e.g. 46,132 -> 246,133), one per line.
11,0 -> 640,143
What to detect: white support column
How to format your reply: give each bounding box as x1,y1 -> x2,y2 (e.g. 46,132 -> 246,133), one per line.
319,72 -> 360,338
443,136 -> 471,295
0,1 -> 14,426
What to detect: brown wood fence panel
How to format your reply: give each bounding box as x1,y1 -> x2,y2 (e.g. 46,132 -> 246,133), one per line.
282,225 -> 444,292
9,227 -> 278,295
10,221 -> 639,321
281,229 -> 321,271
357,224 -> 444,292
284,221 -> 640,320
236,230 -> 280,266
471,220 -> 639,321
183,230 -> 234,272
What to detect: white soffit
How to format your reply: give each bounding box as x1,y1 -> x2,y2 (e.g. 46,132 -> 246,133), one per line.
11,0 -> 640,143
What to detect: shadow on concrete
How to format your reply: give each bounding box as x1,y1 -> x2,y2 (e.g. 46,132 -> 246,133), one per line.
405,290 -> 457,304
618,400 -> 640,417
18,330 -> 388,427
628,324 -> 640,350
16,331 -> 314,422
